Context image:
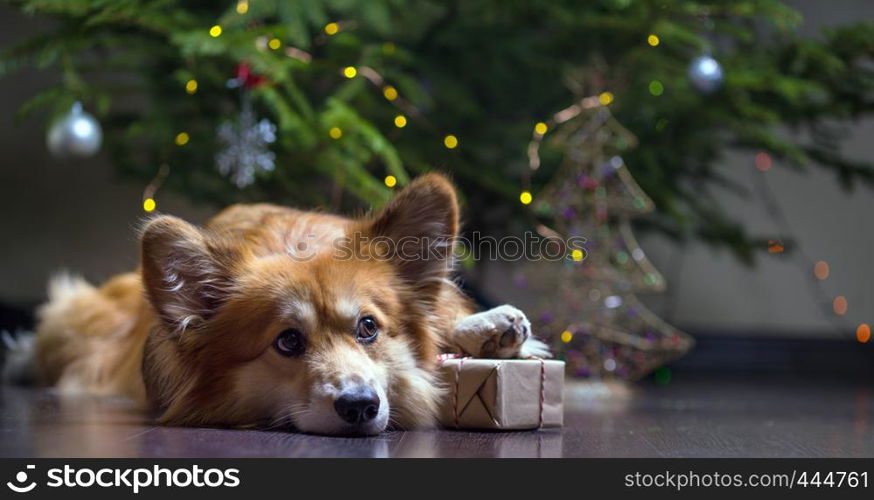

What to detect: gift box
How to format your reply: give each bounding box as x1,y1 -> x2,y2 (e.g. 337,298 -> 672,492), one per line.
438,357 -> 564,430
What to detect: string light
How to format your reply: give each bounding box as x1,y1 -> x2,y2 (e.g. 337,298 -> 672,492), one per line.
343,66 -> 357,78
384,175 -> 397,188
328,127 -> 342,139
752,149 -> 860,344
268,38 -> 281,50
236,0 -> 249,14
383,85 -> 398,101
143,198 -> 156,213
185,79 -> 198,95
443,134 -> 458,149
174,132 -> 189,146
519,190 -> 532,205
767,240 -> 784,253
393,115 -> 407,128
324,22 -> 339,35
534,122 -> 548,136
209,25 -> 222,37
598,92 -> 614,105
857,324 -> 871,343
649,80 -> 664,96
560,330 -> 573,343
755,152 -> 772,171
833,296 -> 848,316
814,260 -> 829,280
647,34 -> 660,47
571,249 -> 584,262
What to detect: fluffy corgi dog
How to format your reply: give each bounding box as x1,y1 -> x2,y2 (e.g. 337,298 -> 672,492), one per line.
32,174 -> 548,435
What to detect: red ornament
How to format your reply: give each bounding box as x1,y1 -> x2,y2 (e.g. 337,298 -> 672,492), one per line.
235,62 -> 267,89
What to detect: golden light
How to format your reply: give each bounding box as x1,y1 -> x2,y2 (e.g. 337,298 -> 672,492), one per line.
328,127 -> 343,139
814,260 -> 829,280
209,25 -> 222,38
236,0 -> 249,14
534,122 -> 548,135
647,34 -> 660,47
560,330 -> 573,343
324,22 -> 339,35
571,249 -> 584,262
857,324 -> 871,343
833,296 -> 848,316
174,132 -> 189,146
384,175 -> 397,188
519,190 -> 533,205
185,79 -> 198,95
268,38 -> 281,50
143,198 -> 156,213
343,66 -> 357,78
393,115 -> 407,128
443,135 -> 458,149
599,92 -> 614,106
383,85 -> 398,101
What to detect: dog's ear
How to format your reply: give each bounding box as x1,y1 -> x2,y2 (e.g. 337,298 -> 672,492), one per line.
361,173 -> 460,289
140,216 -> 234,333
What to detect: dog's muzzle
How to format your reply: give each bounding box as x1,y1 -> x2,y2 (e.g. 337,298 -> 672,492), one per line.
334,386 -> 380,426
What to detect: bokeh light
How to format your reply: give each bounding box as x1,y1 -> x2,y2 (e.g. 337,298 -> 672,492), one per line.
814,260 -> 830,280
519,190 -> 533,205
857,324 -> 871,343
383,86 -> 398,101
833,296 -> 848,316
143,198 -> 156,213
755,152 -> 772,171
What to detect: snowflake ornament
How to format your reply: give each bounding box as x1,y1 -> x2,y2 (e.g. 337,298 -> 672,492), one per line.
215,95 -> 277,188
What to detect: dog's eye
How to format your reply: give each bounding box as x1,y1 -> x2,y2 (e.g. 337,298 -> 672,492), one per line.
274,328 -> 305,357
356,316 -> 379,343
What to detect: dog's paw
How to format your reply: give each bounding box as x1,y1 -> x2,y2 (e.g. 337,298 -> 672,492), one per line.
519,337 -> 552,359
452,305 -> 536,359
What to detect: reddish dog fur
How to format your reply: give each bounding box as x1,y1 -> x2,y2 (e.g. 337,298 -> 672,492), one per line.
34,174 -> 478,434
34,173 -> 546,434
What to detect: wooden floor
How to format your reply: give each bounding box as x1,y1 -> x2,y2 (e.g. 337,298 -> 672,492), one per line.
1,376 -> 872,457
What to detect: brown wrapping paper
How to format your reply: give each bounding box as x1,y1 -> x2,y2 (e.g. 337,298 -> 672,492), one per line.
438,358 -> 564,430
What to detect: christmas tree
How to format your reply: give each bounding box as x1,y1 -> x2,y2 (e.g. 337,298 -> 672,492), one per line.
523,100 -> 692,379
2,0 -> 873,260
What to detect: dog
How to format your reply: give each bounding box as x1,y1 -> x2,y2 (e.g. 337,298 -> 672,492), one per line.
27,173 -> 548,435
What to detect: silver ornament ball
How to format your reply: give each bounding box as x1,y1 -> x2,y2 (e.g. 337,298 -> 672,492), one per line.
47,102 -> 103,158
688,55 -> 724,94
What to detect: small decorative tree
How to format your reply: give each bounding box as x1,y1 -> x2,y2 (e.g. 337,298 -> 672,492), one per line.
525,105 -> 693,380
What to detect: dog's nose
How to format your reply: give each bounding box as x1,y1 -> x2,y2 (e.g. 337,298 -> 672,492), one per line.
334,387 -> 380,425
